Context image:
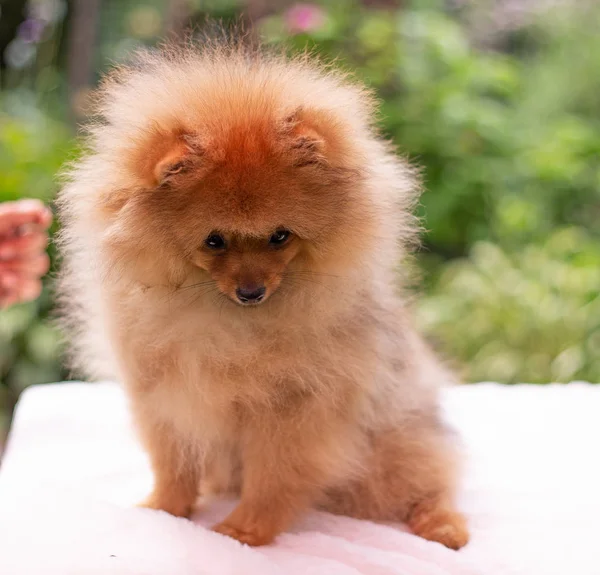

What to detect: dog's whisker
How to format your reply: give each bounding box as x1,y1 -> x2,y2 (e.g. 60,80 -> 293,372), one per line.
175,280 -> 217,292
288,270 -> 348,280
283,275 -> 335,293
187,286 -> 221,307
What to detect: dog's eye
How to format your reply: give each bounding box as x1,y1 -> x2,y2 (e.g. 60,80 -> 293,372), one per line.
205,234 -> 226,249
269,229 -> 291,246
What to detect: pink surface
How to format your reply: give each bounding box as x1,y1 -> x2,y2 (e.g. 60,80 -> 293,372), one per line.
1,382 -> 599,574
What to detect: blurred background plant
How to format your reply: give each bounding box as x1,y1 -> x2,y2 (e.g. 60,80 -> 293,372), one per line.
1,0 -> 599,446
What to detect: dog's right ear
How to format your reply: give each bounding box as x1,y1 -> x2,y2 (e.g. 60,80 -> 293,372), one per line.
153,137 -> 193,186
100,130 -> 203,215
149,131 -> 204,187
127,127 -> 205,189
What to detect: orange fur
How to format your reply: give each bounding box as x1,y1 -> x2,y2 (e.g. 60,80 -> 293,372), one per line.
57,37 -> 469,549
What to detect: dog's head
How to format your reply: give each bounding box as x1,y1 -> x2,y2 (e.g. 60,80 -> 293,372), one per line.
83,49 -> 415,308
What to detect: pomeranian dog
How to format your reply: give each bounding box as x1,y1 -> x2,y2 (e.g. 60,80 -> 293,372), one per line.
57,36 -> 469,549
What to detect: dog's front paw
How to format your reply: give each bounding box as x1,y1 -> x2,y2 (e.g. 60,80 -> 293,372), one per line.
212,518 -> 275,546
137,491 -> 193,519
409,507 -> 469,550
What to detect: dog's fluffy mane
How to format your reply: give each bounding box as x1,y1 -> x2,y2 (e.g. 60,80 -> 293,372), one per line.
57,36 -> 422,381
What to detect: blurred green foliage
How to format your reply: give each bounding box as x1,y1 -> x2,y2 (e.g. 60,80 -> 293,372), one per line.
418,228 -> 600,383
0,93 -> 74,436
1,0 -> 600,441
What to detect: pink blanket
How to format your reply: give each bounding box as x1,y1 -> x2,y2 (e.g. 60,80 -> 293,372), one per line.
1,382 -> 599,574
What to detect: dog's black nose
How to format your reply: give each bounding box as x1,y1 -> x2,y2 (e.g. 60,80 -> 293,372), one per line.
236,285 -> 266,304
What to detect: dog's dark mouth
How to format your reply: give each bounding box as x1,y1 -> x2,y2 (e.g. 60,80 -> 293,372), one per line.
233,297 -> 266,307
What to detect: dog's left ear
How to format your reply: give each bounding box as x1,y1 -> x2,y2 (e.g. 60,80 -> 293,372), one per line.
281,108 -> 327,168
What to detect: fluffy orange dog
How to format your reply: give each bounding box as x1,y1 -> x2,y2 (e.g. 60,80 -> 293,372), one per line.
57,39 -> 469,549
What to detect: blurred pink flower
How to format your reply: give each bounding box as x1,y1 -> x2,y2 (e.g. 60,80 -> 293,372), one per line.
285,3 -> 326,34
18,19 -> 45,44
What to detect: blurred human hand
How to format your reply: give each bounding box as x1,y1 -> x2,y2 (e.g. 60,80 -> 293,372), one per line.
0,200 -> 53,308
